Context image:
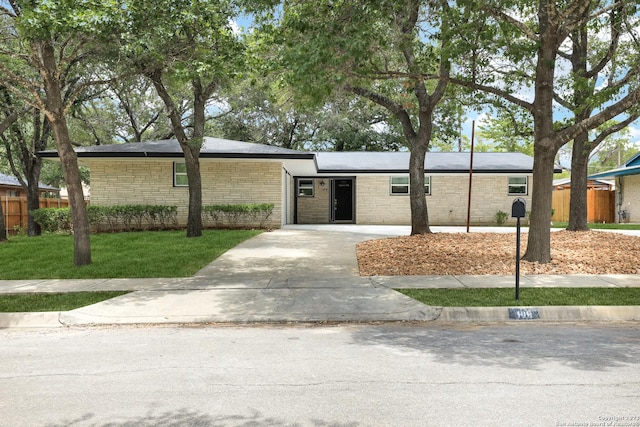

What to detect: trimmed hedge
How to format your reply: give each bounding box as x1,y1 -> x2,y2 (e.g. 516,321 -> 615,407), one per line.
202,203 -> 274,228
31,203 -> 274,233
31,205 -> 178,233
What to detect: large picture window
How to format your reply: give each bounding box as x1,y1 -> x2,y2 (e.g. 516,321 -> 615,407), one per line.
390,175 -> 431,195
508,176 -> 528,195
174,162 -> 188,187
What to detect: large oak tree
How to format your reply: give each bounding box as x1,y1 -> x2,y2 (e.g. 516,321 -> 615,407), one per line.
0,0 -> 124,265
452,0 -> 640,263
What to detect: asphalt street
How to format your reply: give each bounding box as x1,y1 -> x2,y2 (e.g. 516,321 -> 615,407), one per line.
1,323 -> 639,427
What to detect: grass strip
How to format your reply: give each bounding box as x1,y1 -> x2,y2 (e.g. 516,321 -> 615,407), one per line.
0,229 -> 260,280
0,291 -> 130,312
396,288 -> 640,307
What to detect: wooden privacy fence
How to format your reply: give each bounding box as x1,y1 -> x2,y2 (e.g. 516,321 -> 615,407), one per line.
552,189 -> 615,223
1,196 -> 69,234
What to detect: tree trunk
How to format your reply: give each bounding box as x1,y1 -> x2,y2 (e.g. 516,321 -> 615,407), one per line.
25,177 -> 42,237
567,133 -> 589,231
522,144 -> 557,263
38,40 -> 91,266
183,144 -> 203,237
409,132 -> 431,235
148,72 -> 207,238
0,196 -> 6,242
522,2 -> 559,264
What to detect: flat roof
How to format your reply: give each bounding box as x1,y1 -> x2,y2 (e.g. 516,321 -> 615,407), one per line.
315,151 -> 539,173
39,137 -> 315,160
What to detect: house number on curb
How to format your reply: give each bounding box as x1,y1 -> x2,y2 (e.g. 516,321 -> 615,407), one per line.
508,308 -> 541,320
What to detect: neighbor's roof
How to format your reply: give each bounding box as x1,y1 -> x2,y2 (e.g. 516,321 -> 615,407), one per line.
588,151 -> 640,179
315,151 -> 544,173
0,172 -> 59,191
39,137 -> 315,160
589,164 -> 640,179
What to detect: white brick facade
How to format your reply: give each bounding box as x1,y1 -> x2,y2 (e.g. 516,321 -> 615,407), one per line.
354,174 -> 532,225
619,174 -> 640,222
292,174 -> 533,225
88,159 -> 284,227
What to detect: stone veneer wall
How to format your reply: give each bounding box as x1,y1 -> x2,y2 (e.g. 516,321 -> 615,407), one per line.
355,174 -> 533,225
88,159 -> 283,227
296,179 -> 330,223
620,174 -> 640,222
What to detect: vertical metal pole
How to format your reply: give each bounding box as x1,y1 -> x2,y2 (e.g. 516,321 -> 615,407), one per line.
466,120 -> 475,233
515,216 -> 521,301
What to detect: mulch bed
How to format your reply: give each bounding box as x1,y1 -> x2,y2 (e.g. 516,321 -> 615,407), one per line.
356,231 -> 640,276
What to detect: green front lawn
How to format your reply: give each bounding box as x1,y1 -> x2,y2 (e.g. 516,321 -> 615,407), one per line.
0,291 -> 130,312
396,288 -> 640,307
0,229 -> 260,280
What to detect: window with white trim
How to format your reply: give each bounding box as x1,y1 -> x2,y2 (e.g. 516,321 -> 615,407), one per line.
297,179 -> 314,197
508,176 -> 528,195
390,175 -> 431,195
174,162 -> 188,187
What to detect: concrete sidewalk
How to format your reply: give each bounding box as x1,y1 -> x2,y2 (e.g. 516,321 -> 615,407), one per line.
1,225 -> 639,328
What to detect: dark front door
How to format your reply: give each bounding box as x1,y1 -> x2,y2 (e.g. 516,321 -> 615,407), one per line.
332,178 -> 354,222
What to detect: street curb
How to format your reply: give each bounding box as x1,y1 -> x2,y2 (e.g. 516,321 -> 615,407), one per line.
437,305 -> 640,322
2,306 -> 640,328
0,312 -> 63,329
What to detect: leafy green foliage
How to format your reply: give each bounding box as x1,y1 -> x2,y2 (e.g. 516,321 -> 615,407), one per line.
202,203 -> 274,228
31,205 -> 179,233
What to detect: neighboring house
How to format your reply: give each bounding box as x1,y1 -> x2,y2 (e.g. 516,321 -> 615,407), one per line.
552,178 -> 614,191
589,152 -> 640,223
1,172 -> 63,233
40,137 -> 540,227
0,172 -> 60,198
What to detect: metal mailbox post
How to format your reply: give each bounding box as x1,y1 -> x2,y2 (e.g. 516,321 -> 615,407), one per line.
511,198 -> 526,300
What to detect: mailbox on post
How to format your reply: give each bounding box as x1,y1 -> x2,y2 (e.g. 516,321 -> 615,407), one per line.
511,198 -> 526,301
511,198 -> 526,218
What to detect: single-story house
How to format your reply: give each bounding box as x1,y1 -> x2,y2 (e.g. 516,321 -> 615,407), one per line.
589,152 -> 640,223
40,137 -> 540,227
0,172 -> 60,198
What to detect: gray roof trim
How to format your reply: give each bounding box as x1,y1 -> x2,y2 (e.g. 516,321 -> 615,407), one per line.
589,165 -> 640,179
315,151 -> 543,173
39,137 -> 315,160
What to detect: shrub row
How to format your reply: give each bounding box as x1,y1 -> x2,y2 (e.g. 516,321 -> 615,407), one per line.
31,203 -> 274,233
202,203 -> 274,228
31,205 -> 178,233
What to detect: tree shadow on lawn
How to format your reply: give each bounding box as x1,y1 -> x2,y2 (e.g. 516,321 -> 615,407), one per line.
350,323 -> 640,372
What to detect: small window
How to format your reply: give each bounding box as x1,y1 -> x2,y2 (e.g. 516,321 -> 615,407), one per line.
298,179 -> 314,197
390,175 -> 431,195
508,176 -> 528,195
174,162 -> 188,187
390,176 -> 409,194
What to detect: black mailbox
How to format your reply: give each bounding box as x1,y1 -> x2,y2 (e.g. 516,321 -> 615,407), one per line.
511,198 -> 526,218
